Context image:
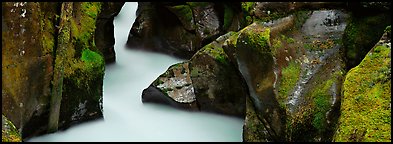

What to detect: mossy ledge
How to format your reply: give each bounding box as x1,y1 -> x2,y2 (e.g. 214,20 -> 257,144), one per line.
333,37 -> 391,142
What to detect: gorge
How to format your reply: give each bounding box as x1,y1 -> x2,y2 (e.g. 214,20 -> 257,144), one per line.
2,2 -> 391,142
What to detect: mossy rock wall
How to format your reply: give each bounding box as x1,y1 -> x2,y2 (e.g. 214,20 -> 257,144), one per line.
342,12 -> 391,70
95,2 -> 125,63
2,2 -> 58,139
222,22 -> 286,141
58,2 -> 104,130
2,2 -> 107,140
333,31 -> 391,142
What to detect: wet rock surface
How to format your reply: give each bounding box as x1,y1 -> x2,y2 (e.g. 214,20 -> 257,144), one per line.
2,2 -> 117,140
126,2 -> 247,59
95,2 -> 125,63
268,10 -> 349,142
142,32 -> 248,117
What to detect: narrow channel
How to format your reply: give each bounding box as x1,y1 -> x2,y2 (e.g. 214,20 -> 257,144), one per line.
27,2 -> 244,142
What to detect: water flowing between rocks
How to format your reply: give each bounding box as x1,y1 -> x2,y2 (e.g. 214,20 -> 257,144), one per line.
27,2 -> 244,142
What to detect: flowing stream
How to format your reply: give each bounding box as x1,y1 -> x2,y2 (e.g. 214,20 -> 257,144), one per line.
27,2 -> 243,142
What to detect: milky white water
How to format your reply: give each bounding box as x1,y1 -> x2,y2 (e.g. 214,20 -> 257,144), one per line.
27,2 -> 244,142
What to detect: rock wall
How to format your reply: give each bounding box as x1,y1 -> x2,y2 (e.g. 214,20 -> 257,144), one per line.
2,2 -> 123,140
139,2 -> 391,142
95,2 -> 125,63
126,2 -> 247,59
142,31 -> 248,118
333,28 -> 391,142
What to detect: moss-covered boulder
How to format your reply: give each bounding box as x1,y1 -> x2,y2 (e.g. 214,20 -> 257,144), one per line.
127,2 -> 247,59
57,2 -> 104,131
142,31 -> 248,117
2,115 -> 22,142
223,22 -> 286,142
226,9 -> 349,142
333,30 -> 391,142
2,2 -> 107,140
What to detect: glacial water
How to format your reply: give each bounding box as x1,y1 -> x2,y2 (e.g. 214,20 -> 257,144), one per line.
27,2 -> 243,142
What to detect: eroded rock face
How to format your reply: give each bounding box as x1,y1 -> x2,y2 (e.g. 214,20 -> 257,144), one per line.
142,32 -> 248,117
138,2 -> 390,142
2,2 -> 110,140
2,2 -> 57,139
223,22 -> 286,142
127,2 -> 246,59
258,10 -> 349,142
333,29 -> 391,142
95,2 -> 125,63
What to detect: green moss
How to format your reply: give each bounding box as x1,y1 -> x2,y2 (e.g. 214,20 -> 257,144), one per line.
202,43 -> 229,64
82,2 -> 100,17
334,45 -> 391,142
245,16 -> 253,25
63,2 -> 104,90
168,5 -> 194,30
241,26 -> 271,54
41,18 -> 55,55
271,38 -> 282,56
190,67 -> 202,78
81,49 -> 104,69
223,4 -> 234,31
278,61 -> 301,107
241,2 -> 255,14
226,32 -> 239,47
71,2 -> 101,53
310,77 -> 335,132
281,35 -> 295,44
2,115 -> 22,142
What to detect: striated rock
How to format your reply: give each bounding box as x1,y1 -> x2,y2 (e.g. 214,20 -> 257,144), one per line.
127,2 -> 247,59
275,10 -> 348,142
188,32 -> 248,117
333,29 -> 391,142
95,2 -> 125,63
142,31 -> 248,117
2,2 -> 106,140
223,22 -> 286,141
257,9 -> 349,142
2,2 -> 58,139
